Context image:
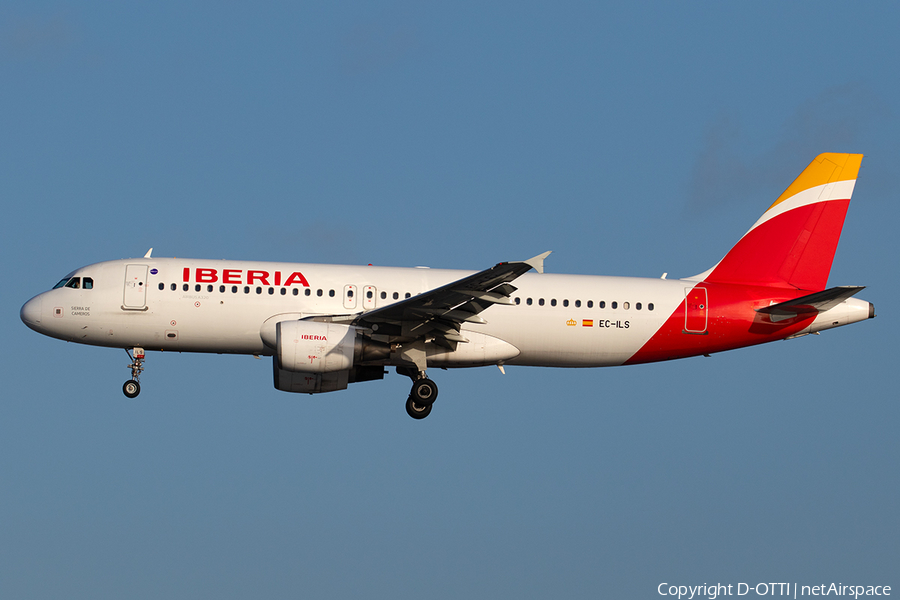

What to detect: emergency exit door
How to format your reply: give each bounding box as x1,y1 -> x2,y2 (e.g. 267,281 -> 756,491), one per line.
343,284 -> 357,310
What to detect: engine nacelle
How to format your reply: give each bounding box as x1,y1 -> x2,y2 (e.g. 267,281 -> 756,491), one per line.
273,366 -> 349,394
273,362 -> 386,394
276,320 -> 357,373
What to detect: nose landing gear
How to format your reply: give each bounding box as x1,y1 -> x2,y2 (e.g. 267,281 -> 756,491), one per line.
123,347 -> 145,398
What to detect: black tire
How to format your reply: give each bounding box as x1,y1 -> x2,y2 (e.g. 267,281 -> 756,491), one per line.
406,396 -> 432,419
123,379 -> 141,398
410,378 -> 438,406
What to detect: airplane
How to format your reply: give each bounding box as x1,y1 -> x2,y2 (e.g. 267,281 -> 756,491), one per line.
20,153 -> 874,419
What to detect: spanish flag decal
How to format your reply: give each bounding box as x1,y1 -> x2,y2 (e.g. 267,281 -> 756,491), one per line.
583,319 -> 593,327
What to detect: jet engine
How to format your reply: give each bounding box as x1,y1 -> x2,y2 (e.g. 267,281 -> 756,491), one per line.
276,320 -> 357,373
272,320 -> 390,394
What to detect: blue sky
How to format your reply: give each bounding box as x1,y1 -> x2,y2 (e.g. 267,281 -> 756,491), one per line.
2,2 -> 898,598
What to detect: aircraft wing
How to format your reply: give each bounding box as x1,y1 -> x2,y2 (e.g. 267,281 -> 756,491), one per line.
755,286 -> 866,318
350,251 -> 551,346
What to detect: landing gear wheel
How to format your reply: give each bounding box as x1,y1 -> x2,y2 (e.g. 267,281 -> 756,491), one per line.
406,396 -> 433,419
123,379 -> 141,398
124,347 -> 145,398
410,378 -> 438,406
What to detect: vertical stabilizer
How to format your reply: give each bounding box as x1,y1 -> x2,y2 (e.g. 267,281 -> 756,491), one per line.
701,153 -> 863,291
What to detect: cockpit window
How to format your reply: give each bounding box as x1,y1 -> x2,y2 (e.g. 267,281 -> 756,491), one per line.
53,276 -> 93,289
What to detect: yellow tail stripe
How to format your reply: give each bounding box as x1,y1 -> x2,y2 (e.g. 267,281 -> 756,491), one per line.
768,153 -> 863,210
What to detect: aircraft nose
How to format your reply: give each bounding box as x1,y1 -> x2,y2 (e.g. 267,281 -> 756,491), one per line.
20,295 -> 43,330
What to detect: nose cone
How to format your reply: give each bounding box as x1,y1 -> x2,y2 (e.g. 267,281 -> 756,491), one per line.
20,295 -> 43,331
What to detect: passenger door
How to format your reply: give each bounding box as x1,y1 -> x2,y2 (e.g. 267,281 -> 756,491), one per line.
123,264 -> 149,309
684,287 -> 708,334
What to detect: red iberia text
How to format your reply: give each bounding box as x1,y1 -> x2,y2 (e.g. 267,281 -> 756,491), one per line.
182,268 -> 310,287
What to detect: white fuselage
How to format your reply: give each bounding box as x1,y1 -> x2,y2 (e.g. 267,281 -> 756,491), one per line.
22,257 -> 688,368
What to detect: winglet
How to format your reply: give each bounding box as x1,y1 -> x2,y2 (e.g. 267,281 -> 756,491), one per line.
144,248 -> 153,259
524,251 -> 552,274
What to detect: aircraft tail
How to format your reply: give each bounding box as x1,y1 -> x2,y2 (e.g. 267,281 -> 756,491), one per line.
697,153 -> 863,291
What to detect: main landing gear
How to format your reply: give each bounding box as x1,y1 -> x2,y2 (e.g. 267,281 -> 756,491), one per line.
401,368 -> 438,420
123,347 -> 145,398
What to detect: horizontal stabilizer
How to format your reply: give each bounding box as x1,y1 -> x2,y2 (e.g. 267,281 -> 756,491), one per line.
755,286 -> 865,318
